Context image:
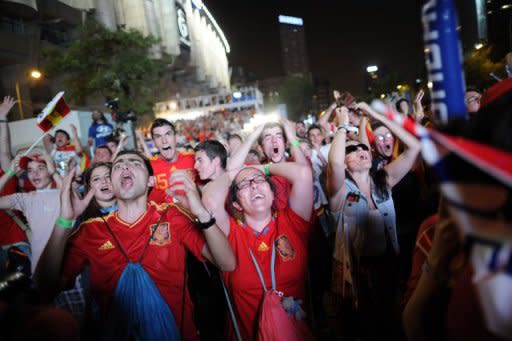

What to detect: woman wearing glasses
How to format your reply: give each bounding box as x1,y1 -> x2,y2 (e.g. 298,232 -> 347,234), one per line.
202,150 -> 313,340
328,103 -> 420,340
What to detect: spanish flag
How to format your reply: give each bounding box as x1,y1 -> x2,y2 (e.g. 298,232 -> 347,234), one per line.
36,91 -> 70,132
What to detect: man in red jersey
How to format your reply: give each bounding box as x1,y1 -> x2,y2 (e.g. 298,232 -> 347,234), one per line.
36,150 -> 236,340
148,119 -> 196,203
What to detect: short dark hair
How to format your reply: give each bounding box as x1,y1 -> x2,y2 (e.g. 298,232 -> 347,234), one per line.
194,140 -> 228,169
150,118 -> 176,138
113,150 -> 154,176
228,167 -> 276,215
55,129 -> 70,141
307,124 -> 322,138
95,144 -> 113,156
395,98 -> 410,113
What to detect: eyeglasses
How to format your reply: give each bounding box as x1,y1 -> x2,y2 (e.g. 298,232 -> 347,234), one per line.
375,132 -> 393,141
345,143 -> 369,155
466,95 -> 481,104
236,174 -> 267,190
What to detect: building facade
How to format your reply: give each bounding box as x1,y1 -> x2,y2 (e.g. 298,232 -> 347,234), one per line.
0,0 -> 231,120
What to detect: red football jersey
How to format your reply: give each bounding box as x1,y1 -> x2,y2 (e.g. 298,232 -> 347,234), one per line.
0,169 -> 28,246
63,202 -> 206,340
222,207 -> 312,340
150,152 -> 196,191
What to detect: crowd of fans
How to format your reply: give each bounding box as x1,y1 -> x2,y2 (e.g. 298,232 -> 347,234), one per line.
0,74 -> 510,341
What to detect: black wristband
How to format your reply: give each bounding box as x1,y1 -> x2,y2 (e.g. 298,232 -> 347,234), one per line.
194,215 -> 216,230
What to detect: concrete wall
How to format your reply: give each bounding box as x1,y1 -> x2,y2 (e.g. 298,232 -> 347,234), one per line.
6,110 -> 114,154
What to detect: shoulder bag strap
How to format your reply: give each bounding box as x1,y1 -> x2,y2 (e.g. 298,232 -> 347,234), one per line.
248,243 -> 277,292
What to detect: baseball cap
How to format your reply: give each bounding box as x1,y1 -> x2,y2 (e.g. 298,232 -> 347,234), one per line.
19,154 -> 47,170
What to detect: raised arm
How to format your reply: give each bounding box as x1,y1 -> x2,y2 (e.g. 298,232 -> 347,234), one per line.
0,96 -> 15,170
0,155 -> 21,209
169,170 -> 236,271
358,114 -> 370,147
43,134 -> 53,154
135,129 -> 152,158
259,162 -> 312,220
41,153 -> 63,189
201,169 -> 238,236
327,107 -> 349,212
318,102 -> 337,135
282,118 -> 308,166
226,125 -> 264,171
413,90 -> 425,123
70,124 -> 84,156
359,102 -> 421,187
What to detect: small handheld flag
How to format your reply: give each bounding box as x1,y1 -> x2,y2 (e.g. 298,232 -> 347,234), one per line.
36,91 -> 70,132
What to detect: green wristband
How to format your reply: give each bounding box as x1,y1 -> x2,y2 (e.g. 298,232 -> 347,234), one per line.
6,169 -> 16,178
263,164 -> 271,176
56,216 -> 73,229
290,139 -> 300,148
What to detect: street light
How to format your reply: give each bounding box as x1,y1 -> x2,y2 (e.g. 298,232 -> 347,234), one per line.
366,65 -> 378,73
15,69 -> 42,120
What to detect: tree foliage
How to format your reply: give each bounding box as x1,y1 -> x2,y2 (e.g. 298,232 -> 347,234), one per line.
278,76 -> 314,121
464,46 -> 506,91
43,18 -> 169,115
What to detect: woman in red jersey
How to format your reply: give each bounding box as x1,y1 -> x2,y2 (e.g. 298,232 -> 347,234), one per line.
202,161 -> 313,340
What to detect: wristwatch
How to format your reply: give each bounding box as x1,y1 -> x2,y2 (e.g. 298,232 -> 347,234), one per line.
194,214 -> 216,230
337,124 -> 359,134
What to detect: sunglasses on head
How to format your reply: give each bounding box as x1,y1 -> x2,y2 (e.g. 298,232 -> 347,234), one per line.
345,143 -> 369,155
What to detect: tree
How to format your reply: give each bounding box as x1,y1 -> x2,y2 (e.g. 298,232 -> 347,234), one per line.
278,76 -> 314,121
464,46 -> 506,91
43,18 -> 170,115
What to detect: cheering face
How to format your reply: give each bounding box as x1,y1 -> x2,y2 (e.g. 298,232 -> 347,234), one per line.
344,141 -> 372,172
94,148 -> 112,163
373,126 -> 394,158
152,125 -> 177,161
111,154 -> 151,201
54,131 -> 69,148
234,167 -> 274,215
26,160 -> 52,190
308,128 -> 324,148
261,126 -> 286,163
296,122 -> 307,138
89,165 -> 114,203
194,150 -> 217,181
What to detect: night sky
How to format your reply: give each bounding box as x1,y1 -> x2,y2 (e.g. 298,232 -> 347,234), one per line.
207,0 -> 427,95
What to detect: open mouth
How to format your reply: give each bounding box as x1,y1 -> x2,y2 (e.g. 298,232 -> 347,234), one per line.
251,193 -> 265,201
120,173 -> 133,188
100,185 -> 111,193
273,147 -> 279,154
162,145 -> 171,151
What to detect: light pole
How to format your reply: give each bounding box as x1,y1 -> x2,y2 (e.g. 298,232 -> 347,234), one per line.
15,69 -> 42,120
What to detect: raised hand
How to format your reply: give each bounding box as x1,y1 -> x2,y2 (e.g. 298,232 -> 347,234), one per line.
281,118 -> 298,142
168,170 -> 206,216
0,96 -> 15,119
60,168 -> 95,220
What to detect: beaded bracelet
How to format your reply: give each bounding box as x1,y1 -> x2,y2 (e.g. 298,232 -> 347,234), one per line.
56,216 -> 73,229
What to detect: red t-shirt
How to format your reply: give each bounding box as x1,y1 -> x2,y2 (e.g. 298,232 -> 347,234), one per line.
0,169 -> 28,246
63,202 -> 206,340
150,152 -> 195,190
222,206 -> 312,340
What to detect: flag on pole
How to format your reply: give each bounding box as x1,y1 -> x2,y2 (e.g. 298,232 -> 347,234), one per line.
36,91 -> 70,132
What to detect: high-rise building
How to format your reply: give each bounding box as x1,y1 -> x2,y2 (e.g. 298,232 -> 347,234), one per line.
278,14 -> 310,79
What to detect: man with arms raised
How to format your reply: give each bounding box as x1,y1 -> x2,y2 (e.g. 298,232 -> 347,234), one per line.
36,150 -> 235,340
